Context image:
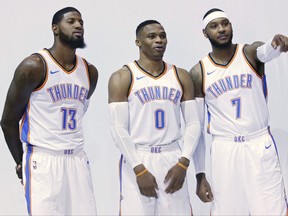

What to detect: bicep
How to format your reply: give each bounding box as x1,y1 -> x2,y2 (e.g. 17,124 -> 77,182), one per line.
2,57 -> 44,125
108,68 -> 131,103
177,68 -> 195,101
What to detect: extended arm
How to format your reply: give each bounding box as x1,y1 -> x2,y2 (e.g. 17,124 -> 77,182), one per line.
244,34 -> 288,74
256,34 -> 288,62
1,54 -> 45,180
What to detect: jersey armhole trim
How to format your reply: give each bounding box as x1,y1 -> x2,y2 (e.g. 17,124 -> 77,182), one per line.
124,64 -> 134,97
173,65 -> 184,95
199,60 -> 205,96
242,44 -> 263,79
82,58 -> 91,90
32,53 -> 48,91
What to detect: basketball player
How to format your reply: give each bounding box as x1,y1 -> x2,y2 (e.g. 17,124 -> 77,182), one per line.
108,20 -> 212,215
1,7 -> 97,215
190,8 -> 288,215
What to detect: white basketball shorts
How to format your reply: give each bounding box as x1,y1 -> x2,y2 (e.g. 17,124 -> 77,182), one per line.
119,141 -> 192,216
22,144 -> 97,215
210,128 -> 287,215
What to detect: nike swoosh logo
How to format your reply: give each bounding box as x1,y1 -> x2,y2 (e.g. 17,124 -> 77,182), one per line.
136,76 -> 146,80
265,144 -> 272,149
50,70 -> 60,74
207,70 -> 216,75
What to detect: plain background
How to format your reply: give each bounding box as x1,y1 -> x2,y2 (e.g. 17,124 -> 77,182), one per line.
0,0 -> 287,215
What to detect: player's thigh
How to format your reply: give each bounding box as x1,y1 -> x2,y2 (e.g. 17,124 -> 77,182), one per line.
23,151 -> 67,215
69,152 -> 97,215
246,135 -> 287,215
210,139 -> 249,215
120,157 -> 155,216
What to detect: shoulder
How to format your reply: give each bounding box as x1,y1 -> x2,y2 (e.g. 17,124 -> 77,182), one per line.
109,65 -> 131,84
18,54 -> 45,72
108,66 -> 131,102
15,54 -> 45,84
83,60 -> 99,98
189,62 -> 204,97
86,61 -> 99,81
189,62 -> 202,81
174,66 -> 190,81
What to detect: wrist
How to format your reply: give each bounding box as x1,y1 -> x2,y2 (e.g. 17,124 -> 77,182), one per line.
179,157 -> 190,167
196,172 -> 206,182
133,164 -> 146,176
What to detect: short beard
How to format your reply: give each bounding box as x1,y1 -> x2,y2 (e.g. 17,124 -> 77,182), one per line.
208,33 -> 233,49
59,29 -> 86,49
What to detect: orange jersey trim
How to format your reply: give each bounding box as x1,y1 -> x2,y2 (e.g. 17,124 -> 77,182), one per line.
42,49 -> 78,74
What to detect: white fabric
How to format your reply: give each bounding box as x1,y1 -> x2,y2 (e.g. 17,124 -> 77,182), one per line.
192,97 -> 206,174
210,129 -> 286,215
126,61 -> 183,146
180,100 -> 201,160
20,49 -> 90,150
120,143 -> 192,215
201,44 -> 269,136
203,11 -> 228,29
22,145 -> 97,215
257,39 -> 281,63
109,102 -> 142,168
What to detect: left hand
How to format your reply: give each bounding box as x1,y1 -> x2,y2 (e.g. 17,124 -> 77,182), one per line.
196,173 -> 213,202
272,34 -> 288,52
164,162 -> 187,194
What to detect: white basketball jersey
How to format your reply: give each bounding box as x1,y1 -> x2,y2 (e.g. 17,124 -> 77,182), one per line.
202,44 -> 269,136
20,49 -> 90,150
127,61 -> 183,146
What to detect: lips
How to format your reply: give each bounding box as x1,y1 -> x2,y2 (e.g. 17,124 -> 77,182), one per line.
73,31 -> 83,37
154,46 -> 165,51
218,34 -> 228,40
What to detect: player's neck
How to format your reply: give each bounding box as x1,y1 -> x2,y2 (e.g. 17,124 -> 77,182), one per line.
210,43 -> 236,64
48,45 -> 77,70
136,58 -> 165,76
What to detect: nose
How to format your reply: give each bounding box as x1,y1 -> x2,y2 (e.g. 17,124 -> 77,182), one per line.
155,35 -> 163,43
218,24 -> 225,32
75,21 -> 83,29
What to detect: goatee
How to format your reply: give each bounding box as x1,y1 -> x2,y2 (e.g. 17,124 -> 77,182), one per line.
59,30 -> 86,49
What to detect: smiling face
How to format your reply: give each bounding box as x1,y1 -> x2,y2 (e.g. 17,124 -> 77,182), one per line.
53,11 -> 86,49
136,23 -> 167,60
203,17 -> 233,49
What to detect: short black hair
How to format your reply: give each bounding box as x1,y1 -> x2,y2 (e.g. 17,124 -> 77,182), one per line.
203,8 -> 224,20
136,20 -> 161,36
52,7 -> 81,25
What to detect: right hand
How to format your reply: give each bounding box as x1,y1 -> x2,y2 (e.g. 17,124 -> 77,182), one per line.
134,165 -> 158,198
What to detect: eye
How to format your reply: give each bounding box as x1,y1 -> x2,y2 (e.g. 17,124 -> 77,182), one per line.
210,23 -> 217,29
223,21 -> 229,27
160,34 -> 166,39
147,35 -> 155,39
79,20 -> 84,26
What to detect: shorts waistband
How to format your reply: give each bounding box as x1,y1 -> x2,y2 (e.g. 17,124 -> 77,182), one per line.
135,141 -> 180,153
25,144 -> 83,156
212,127 -> 269,143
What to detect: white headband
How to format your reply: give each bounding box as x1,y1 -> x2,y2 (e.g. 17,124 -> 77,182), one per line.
203,11 -> 228,29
